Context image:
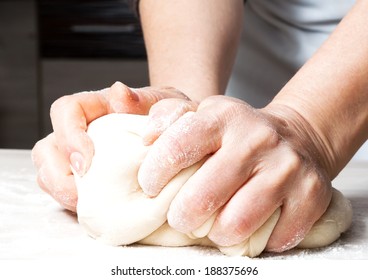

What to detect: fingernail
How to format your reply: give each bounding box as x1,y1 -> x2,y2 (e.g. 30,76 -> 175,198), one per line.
70,152 -> 86,177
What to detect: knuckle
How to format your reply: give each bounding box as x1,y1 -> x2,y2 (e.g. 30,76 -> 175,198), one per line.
50,95 -> 72,119
31,144 -> 41,168
236,126 -> 280,164
306,172 -> 322,189
110,81 -> 129,98
265,126 -> 281,147
31,139 -> 43,160
280,149 -> 302,175
112,81 -> 124,88
304,171 -> 331,202
265,148 -> 302,188
255,124 -> 281,148
197,95 -> 219,108
31,134 -> 54,168
158,114 -> 217,169
198,95 -> 236,113
161,86 -> 188,99
201,96 -> 241,117
160,132 -> 188,168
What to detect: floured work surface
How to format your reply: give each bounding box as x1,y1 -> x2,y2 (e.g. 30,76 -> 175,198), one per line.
0,149 -> 367,260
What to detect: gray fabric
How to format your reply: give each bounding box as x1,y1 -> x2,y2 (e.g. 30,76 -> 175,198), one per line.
226,0 -> 356,107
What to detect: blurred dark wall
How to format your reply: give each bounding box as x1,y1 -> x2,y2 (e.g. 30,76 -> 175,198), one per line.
38,0 -> 146,58
0,1 -> 39,149
0,0 -> 149,149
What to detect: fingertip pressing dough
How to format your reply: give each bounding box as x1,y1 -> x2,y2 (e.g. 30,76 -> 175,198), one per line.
74,113 -> 353,257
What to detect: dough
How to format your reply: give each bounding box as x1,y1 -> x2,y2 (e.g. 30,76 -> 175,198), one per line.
74,113 -> 353,257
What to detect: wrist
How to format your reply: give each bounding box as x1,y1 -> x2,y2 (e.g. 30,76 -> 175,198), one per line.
261,102 -> 337,180
263,1 -> 368,177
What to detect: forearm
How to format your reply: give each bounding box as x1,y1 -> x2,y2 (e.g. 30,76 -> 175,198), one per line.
267,0 -> 368,178
139,0 -> 243,102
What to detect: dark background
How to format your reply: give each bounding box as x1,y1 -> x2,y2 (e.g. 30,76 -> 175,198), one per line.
0,0 -> 149,149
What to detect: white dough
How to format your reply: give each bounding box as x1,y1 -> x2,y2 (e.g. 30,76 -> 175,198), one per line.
75,113 -> 353,257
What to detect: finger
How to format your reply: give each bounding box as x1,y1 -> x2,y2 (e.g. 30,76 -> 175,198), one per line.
138,111 -> 222,197
143,98 -> 198,145
166,146 -> 253,234
32,134 -> 77,212
206,170 -> 284,247
208,146 -> 331,250
206,145 -> 300,247
265,173 -> 332,252
50,89 -> 111,176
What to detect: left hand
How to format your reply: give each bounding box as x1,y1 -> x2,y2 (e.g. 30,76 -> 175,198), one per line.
139,95 -> 333,252
32,82 -> 194,212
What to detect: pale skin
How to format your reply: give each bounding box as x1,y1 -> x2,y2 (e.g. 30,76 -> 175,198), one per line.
32,0 -> 368,252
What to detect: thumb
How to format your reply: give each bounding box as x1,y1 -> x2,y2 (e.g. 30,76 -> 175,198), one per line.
50,90 -> 111,177
50,82 -> 190,177
108,82 -> 190,115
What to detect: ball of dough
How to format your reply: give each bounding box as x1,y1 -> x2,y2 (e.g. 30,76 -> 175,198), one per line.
74,113 -> 353,257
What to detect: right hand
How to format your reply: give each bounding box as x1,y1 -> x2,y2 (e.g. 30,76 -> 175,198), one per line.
137,95 -> 333,252
31,82 -> 194,212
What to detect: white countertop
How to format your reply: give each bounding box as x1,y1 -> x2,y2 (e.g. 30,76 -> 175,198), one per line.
1,149 -> 367,260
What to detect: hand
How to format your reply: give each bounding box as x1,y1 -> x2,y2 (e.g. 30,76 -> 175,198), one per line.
138,95 -> 333,252
32,82 -> 191,212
